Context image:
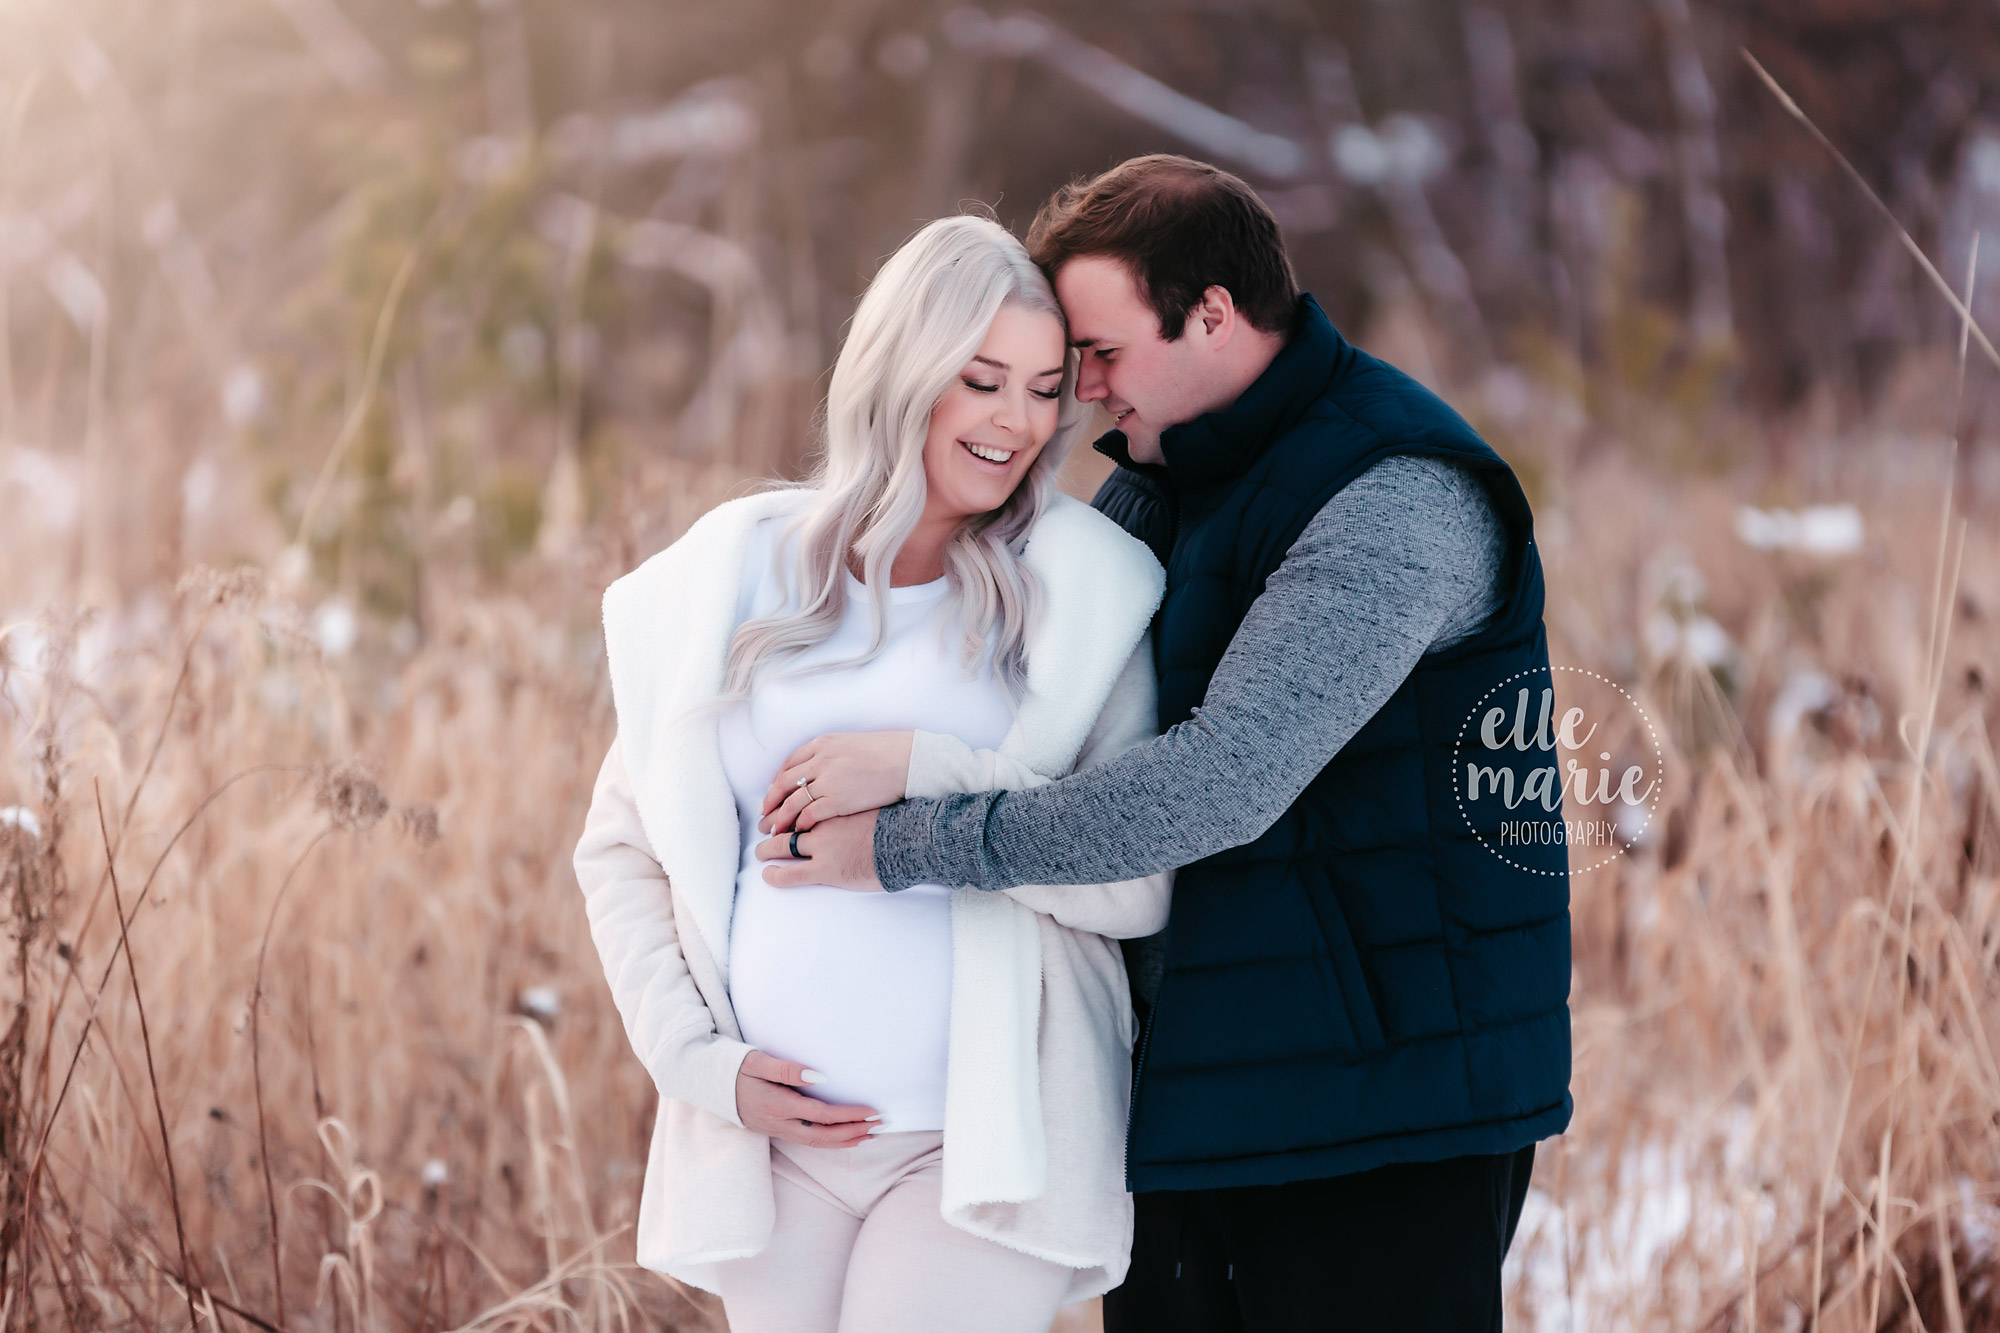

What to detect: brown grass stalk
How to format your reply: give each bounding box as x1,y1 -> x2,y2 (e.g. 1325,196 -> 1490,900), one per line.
1741,51 -> 2000,375
31,763 -> 306,1192
293,205 -> 444,553
91,781 -> 198,1333
251,827 -> 335,1332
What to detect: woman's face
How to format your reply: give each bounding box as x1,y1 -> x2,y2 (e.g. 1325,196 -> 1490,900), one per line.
919,302 -> 1067,525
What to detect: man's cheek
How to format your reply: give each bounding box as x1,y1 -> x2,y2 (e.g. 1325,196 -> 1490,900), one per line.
1123,371 -> 1154,417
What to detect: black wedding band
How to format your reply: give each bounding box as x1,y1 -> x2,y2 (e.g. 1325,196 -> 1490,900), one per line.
790,829 -> 810,860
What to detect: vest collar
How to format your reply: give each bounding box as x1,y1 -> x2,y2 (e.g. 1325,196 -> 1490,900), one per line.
1091,429 -> 1162,476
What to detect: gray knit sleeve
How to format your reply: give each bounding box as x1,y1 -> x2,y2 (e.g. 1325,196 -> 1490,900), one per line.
873,453 -> 1509,891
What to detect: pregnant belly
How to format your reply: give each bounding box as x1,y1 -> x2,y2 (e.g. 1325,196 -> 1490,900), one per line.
726,867 -> 953,1131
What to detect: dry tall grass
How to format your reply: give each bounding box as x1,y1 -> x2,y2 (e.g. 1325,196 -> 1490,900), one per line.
1517,440 -> 2000,1331
1,555 -> 716,1331
5,408 -> 2000,1333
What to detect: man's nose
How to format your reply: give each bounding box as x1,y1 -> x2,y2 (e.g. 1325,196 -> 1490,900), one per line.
1075,361 -> 1108,403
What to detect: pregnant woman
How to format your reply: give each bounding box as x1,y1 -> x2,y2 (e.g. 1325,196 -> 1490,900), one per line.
572,215 -> 1170,1332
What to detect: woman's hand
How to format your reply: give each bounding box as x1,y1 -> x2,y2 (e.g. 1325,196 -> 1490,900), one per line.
759,731 -> 914,835
734,1050 -> 882,1147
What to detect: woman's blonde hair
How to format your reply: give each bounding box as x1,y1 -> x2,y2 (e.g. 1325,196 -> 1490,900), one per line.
722,214 -> 1087,699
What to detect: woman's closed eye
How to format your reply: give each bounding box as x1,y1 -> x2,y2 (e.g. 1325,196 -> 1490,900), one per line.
963,376 -> 1060,401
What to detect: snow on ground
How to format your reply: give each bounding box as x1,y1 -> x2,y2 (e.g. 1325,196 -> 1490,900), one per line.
1505,1110 -> 1784,1330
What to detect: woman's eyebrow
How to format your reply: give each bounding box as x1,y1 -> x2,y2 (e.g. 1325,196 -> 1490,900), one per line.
971,354 -> 1063,378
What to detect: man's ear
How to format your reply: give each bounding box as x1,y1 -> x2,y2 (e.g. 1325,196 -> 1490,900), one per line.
1194,285 -> 1237,342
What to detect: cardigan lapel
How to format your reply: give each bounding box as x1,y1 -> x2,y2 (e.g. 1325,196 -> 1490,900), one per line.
944,494 -> 1163,1212
601,489 -> 810,976
1000,495 -> 1167,778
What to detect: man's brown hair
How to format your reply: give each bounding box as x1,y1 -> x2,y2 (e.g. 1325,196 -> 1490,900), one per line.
1025,154 -> 1299,341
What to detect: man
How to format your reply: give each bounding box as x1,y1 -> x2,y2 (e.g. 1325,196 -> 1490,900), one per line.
761,154 -> 1571,1330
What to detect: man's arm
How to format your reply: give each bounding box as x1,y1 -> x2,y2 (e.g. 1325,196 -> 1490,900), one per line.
905,636 -> 1173,938
873,453 -> 1509,891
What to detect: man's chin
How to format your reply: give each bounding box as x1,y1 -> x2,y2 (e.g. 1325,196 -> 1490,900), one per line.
1124,433 -> 1167,466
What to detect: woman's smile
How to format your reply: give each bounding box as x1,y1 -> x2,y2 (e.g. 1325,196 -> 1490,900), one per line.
959,438 -> 1018,466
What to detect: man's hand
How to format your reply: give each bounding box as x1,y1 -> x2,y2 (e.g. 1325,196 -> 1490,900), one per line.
734,1050 -> 882,1147
755,809 -> 885,892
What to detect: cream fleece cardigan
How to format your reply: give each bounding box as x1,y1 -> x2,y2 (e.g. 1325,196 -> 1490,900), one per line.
573,487 -> 1171,1301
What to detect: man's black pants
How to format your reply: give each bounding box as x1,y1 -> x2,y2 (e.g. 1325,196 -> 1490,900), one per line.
1102,1145 -> 1536,1332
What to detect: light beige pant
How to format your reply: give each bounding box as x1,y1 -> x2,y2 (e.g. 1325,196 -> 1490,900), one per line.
713,1130 -> 1075,1333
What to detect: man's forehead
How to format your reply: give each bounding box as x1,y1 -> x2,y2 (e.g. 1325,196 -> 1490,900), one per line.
1056,256 -> 1146,344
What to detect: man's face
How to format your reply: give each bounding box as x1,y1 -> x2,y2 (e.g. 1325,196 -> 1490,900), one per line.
1055,256 -> 1216,466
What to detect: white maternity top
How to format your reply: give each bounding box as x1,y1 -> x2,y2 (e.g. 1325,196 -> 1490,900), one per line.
718,518 -> 1013,1131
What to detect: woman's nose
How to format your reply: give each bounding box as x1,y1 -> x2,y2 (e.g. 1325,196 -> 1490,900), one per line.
991,390 -> 1026,433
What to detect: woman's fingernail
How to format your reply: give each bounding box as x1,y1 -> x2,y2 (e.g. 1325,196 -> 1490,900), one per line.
865,1114 -> 883,1121
800,1069 -> 825,1084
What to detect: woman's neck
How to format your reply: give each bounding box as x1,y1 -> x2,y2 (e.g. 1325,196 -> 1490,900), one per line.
861,509 -> 959,587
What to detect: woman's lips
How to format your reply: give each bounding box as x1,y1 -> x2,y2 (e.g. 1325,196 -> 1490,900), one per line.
959,439 -> 1015,467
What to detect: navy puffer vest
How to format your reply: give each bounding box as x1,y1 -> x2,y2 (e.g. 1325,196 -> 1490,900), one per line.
1092,296 -> 1572,1193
